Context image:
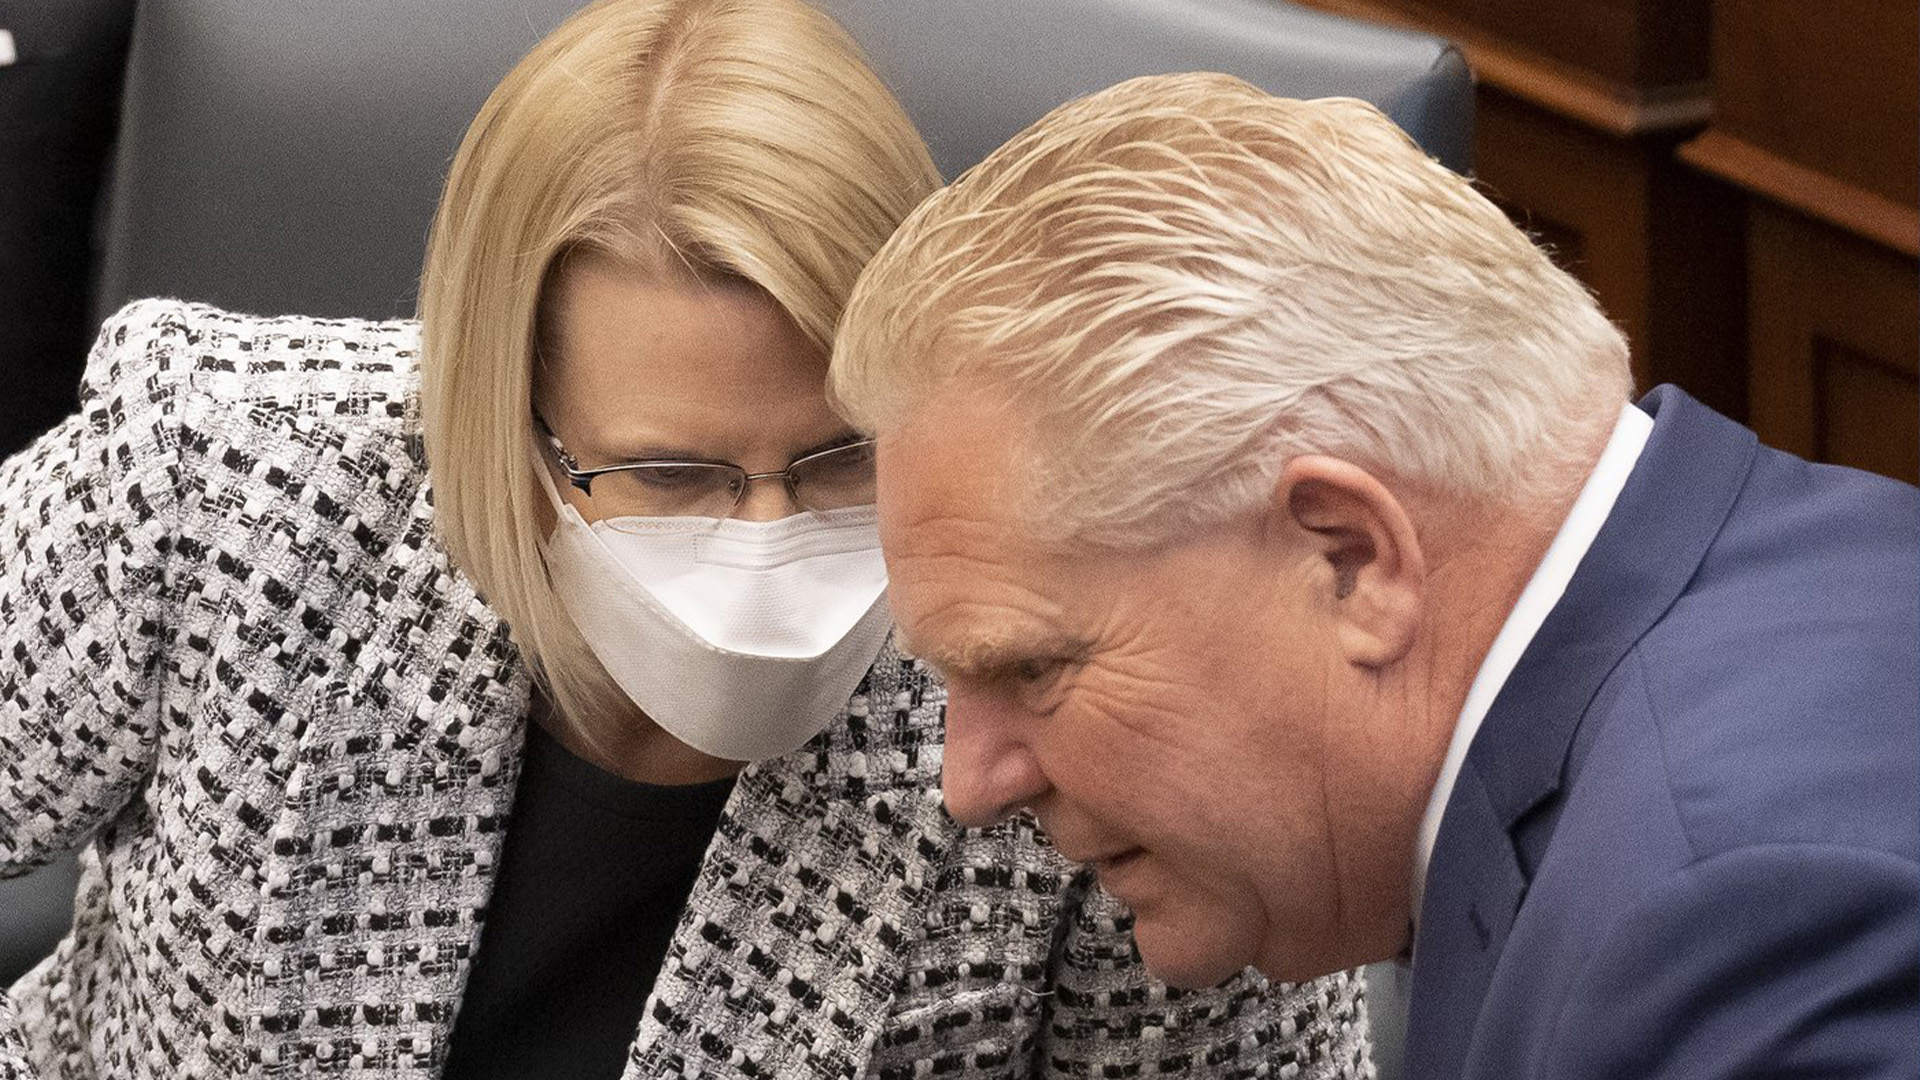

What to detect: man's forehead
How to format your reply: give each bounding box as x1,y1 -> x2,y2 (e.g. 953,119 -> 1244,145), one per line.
882,523 -> 1071,658
870,386 -> 1092,662
874,399 -> 1036,543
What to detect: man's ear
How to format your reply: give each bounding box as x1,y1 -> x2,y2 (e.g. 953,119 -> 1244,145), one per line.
1269,455 -> 1426,668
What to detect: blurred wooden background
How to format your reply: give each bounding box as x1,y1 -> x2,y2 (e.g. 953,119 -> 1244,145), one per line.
1299,0 -> 1918,485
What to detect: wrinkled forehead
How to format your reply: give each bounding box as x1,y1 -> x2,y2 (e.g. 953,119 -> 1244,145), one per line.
871,388 -> 1047,538
870,396 -> 1074,660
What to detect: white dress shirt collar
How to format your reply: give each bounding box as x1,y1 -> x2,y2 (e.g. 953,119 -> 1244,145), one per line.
1409,402 -> 1655,928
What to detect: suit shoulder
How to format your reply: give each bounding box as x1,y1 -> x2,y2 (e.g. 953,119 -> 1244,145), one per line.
90,298 -> 424,426
81,301 -> 436,566
1625,505 -> 1917,863
1539,841 -> 1919,1079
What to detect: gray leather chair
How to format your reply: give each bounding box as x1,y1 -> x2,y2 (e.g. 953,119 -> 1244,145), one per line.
0,856 -> 82,985
66,2 -> 1464,1074
93,0 -> 1469,322
0,0 -> 137,456
0,0 -> 134,994
819,0 -> 1469,183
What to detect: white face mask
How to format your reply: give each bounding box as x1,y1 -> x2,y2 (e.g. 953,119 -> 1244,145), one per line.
539,465 -> 893,762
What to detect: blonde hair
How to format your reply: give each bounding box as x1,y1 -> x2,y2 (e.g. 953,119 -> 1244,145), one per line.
419,0 -> 939,753
832,72 -> 1631,549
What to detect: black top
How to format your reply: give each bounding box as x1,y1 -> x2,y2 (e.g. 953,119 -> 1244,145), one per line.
442,721 -> 736,1080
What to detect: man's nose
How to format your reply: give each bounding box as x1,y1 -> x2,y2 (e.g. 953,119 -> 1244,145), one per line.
940,684 -> 1049,827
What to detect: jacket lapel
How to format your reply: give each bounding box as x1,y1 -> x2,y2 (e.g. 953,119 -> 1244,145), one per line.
1405,387 -> 1759,1078
249,473 -> 533,1077
627,644 -> 948,1080
1404,762 -> 1526,1080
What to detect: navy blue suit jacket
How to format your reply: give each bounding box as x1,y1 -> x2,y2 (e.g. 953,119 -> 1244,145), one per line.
1406,387 -> 1919,1079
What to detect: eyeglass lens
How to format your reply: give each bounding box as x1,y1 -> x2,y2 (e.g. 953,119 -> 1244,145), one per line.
591,441 -> 875,518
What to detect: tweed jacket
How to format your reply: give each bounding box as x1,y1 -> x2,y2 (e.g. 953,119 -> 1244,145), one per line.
0,301 -> 1370,1080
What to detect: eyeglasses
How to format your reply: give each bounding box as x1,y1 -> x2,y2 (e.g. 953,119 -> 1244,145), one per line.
538,417 -> 877,519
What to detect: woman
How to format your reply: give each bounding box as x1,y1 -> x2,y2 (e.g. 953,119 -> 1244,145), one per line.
0,1 -> 1371,1077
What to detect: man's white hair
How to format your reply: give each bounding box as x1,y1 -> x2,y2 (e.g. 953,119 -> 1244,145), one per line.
832,73 -> 1632,548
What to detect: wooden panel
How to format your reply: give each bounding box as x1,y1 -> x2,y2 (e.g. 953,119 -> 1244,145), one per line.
1296,0 -> 1712,136
1332,0 -> 1708,90
1291,0 -> 1747,421
1475,91 -> 1647,358
1681,130 -> 1919,257
1474,89 -> 1747,418
1383,0 -> 1641,85
1746,202 -> 1919,483
1708,0 -> 1919,211
1620,0 -> 1714,90
1640,151 -> 1749,420
1816,342 -> 1920,484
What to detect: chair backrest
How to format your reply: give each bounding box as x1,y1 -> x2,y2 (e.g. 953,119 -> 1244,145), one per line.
93,0 -> 1469,323
0,853 -> 84,986
0,0 -> 137,457
816,0 -> 1470,183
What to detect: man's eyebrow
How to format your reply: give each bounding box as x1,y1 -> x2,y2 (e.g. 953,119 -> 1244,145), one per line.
902,625 -> 1088,679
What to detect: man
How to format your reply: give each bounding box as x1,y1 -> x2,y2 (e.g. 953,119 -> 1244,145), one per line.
829,73 -> 1918,1078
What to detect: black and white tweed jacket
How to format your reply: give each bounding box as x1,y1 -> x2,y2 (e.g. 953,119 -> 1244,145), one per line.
0,301 -> 1371,1080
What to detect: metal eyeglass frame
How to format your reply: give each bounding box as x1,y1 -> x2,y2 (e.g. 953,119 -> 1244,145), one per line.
535,415 -> 876,515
